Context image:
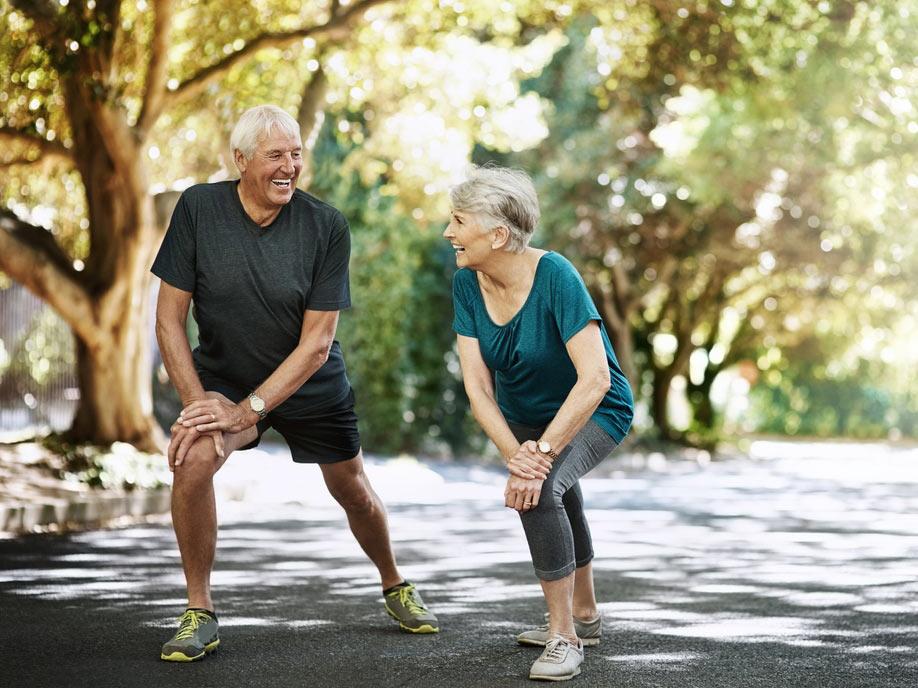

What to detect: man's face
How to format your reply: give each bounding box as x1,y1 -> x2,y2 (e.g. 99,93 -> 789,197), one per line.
236,128 -> 303,209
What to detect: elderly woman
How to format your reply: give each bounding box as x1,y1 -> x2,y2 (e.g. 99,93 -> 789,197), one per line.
444,166 -> 634,681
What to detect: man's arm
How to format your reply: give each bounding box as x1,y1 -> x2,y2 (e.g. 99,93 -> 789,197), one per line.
178,309 -> 340,434
155,281 -> 227,465
155,282 -> 207,406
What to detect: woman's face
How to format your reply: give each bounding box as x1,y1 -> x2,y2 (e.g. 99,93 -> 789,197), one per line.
443,209 -> 493,269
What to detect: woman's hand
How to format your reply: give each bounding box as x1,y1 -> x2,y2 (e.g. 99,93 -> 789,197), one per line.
504,474 -> 543,513
507,440 -> 552,480
179,394 -> 252,435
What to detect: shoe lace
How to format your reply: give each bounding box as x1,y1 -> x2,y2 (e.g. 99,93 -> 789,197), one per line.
174,610 -> 206,640
543,636 -> 571,663
397,584 -> 428,616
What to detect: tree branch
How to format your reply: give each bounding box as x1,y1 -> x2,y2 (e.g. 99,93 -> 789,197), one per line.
0,127 -> 73,164
165,0 -> 392,109
136,0 -> 173,138
0,209 -> 98,346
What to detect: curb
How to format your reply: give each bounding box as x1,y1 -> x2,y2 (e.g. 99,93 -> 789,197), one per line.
0,488 -> 171,535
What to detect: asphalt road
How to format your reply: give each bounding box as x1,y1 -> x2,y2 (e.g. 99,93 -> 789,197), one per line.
1,440 -> 917,688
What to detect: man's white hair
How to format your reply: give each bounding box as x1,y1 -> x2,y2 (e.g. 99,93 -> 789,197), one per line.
230,105 -> 301,160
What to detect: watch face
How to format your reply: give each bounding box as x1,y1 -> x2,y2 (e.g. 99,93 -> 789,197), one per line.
250,395 -> 265,413
538,440 -> 550,453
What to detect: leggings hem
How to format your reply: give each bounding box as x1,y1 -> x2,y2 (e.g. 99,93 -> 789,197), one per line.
534,562 -> 576,581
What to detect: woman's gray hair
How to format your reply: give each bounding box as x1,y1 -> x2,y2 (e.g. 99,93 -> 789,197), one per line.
230,105 -> 300,160
449,165 -> 540,254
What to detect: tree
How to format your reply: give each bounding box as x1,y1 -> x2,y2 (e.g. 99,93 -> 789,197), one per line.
0,0 -> 571,450
509,1 -> 914,442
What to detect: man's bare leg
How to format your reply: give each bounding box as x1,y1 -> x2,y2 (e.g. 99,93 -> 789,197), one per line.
319,451 -> 402,589
171,427 -> 255,611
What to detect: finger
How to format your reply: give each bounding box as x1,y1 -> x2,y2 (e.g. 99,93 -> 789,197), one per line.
180,403 -> 215,419
167,439 -> 176,471
181,409 -> 216,423
176,432 -> 197,466
527,486 -> 542,509
527,459 -> 550,479
212,432 -> 225,460
513,492 -> 527,512
508,464 -> 531,479
183,412 -> 218,428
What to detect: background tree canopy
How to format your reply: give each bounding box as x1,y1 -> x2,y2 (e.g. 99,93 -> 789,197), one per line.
0,0 -> 914,455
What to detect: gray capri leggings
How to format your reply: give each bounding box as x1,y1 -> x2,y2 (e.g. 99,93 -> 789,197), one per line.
509,420 -> 618,581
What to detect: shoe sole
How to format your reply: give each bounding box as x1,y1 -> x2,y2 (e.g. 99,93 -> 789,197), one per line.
529,666 -> 582,681
518,637 -> 600,648
385,605 -> 440,634
160,638 -> 220,662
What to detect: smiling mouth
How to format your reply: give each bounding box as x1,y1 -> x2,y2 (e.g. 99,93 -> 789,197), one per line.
272,179 -> 292,189
451,244 -> 465,254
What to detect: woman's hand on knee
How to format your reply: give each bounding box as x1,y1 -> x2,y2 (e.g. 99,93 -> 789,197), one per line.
507,440 -> 552,480
504,475 -> 543,513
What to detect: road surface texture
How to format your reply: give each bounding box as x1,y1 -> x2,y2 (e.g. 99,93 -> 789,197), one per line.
1,439 -> 916,687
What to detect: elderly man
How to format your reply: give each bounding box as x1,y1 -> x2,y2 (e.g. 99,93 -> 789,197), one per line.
152,104 -> 438,662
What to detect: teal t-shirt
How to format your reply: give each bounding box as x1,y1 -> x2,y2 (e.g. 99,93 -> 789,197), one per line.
451,252 -> 634,443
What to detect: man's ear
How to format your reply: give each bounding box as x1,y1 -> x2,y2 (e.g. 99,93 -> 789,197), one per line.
491,225 -> 511,250
234,149 -> 247,174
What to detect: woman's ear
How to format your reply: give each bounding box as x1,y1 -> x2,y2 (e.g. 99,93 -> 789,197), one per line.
491,225 -> 510,250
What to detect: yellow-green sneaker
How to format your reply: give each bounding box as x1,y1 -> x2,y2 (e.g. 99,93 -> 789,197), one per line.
383,582 -> 439,634
160,609 -> 220,662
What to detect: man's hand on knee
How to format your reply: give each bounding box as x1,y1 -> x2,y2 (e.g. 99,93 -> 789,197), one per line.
169,420 -> 224,470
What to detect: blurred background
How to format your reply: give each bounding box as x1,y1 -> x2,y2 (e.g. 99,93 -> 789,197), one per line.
1,0 -> 915,466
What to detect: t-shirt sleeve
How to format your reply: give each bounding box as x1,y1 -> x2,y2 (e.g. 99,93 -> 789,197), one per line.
308,214 -> 351,310
151,192 -> 196,292
551,259 -> 601,343
451,271 -> 477,338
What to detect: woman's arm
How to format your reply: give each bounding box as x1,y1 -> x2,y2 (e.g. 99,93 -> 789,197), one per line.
534,320 -> 611,456
457,335 -> 551,480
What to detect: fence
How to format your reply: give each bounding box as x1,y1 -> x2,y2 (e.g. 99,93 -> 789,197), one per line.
0,283 -> 78,436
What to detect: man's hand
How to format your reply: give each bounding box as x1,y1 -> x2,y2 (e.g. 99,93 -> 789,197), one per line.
167,391 -> 234,470
507,440 -> 552,480
167,423 -> 225,470
179,395 -> 253,435
504,474 -> 544,513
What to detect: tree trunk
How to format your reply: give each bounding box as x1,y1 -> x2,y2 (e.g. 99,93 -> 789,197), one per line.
69,296 -> 162,452
651,368 -> 678,441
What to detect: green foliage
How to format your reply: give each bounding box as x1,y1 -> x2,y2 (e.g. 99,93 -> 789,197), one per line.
309,120 -> 476,455
748,355 -> 918,440
40,435 -> 169,490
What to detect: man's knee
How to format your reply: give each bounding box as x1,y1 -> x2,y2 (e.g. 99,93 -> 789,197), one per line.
174,438 -> 220,483
326,472 -> 375,514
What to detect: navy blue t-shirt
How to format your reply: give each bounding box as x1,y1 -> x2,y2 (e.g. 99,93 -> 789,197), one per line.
151,181 -> 352,413
452,252 -> 633,442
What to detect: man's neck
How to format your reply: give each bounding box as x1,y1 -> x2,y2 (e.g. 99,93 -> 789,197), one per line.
237,184 -> 282,227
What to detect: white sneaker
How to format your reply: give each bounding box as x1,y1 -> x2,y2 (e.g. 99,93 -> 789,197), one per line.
529,634 -> 584,681
518,612 -> 602,647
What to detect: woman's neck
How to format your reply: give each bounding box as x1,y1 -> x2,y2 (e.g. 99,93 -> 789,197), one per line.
477,248 -> 544,292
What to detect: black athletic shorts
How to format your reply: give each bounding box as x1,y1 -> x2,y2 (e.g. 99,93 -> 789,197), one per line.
196,369 -> 362,464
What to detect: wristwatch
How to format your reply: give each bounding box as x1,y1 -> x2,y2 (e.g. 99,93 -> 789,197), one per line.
247,392 -> 267,420
537,439 -> 560,461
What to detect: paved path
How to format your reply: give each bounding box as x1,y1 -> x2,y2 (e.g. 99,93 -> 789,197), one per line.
1,440 -> 917,687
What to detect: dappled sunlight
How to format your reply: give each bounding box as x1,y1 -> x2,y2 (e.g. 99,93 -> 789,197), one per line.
2,440 -> 918,682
